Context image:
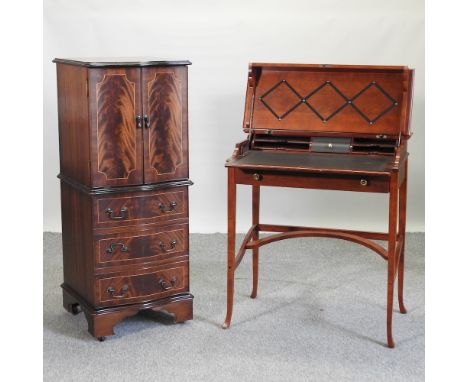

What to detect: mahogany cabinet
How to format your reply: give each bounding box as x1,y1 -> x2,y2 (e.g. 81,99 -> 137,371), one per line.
53,58 -> 193,340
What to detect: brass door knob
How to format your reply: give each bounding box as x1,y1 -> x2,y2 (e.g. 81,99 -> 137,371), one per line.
253,173 -> 262,181
360,179 -> 368,186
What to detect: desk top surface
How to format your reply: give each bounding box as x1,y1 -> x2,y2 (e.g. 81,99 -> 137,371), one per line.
226,150 -> 395,175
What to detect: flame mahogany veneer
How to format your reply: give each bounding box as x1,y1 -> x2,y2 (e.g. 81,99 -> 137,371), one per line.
54,58 -> 193,341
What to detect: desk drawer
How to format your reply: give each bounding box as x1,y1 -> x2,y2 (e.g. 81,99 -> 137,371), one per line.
96,262 -> 188,306
94,224 -> 188,268
94,188 -> 187,228
236,169 -> 389,193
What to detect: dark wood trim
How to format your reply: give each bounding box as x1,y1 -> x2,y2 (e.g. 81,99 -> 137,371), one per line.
244,63 -> 412,137
232,165 -> 393,180
222,167 -> 236,329
56,60 -> 193,340
234,224 -> 257,270
245,227 -> 388,260
58,173 -> 193,195
250,186 -> 260,298
397,160 -> 408,314
250,62 -> 409,72
53,58 -> 192,67
243,128 -> 401,140
224,62 -> 413,348
258,223 -> 389,241
62,283 -> 193,340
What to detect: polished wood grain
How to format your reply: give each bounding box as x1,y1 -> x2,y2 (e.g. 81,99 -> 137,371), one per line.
224,164 -> 409,347
62,285 -> 193,340
55,58 -> 193,340
235,169 -> 390,193
53,57 -> 192,67
94,187 -> 188,229
95,223 -> 188,267
222,167 -> 236,329
90,68 -> 143,187
250,186 -> 260,298
96,261 -> 189,306
97,74 -> 138,180
60,181 -> 95,305
56,64 -> 91,186
143,67 -> 188,183
243,63 -> 413,138
59,173 -> 192,195
147,72 -> 182,173
397,159 -> 408,315
258,223 -> 388,240
224,63 -> 414,348
249,63 -> 409,71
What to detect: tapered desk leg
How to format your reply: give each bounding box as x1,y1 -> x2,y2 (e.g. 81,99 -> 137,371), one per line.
387,172 -> 399,348
251,185 -> 260,298
223,168 -> 236,329
398,161 -> 408,314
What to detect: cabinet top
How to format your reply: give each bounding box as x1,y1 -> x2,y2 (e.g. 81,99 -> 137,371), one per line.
53,57 -> 192,67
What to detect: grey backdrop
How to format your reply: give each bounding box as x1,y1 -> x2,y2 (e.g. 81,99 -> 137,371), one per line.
43,0 -> 424,233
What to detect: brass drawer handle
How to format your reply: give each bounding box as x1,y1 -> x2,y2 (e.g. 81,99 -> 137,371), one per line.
106,284 -> 129,298
159,201 -> 177,213
105,242 -> 129,254
160,276 -> 177,291
253,173 -> 263,181
159,239 -> 177,252
360,179 -> 368,186
105,207 -> 128,220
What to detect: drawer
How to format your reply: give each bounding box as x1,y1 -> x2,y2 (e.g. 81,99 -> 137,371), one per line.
236,169 -> 389,193
94,224 -> 188,268
96,262 -> 189,306
93,187 -> 188,228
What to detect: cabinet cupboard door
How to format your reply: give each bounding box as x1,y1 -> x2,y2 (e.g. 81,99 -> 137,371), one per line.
142,67 -> 188,183
89,68 -> 143,187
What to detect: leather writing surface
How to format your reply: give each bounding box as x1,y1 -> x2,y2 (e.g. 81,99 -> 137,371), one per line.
226,150 -> 394,175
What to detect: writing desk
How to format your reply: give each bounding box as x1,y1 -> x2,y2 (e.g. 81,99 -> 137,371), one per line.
223,63 -> 414,348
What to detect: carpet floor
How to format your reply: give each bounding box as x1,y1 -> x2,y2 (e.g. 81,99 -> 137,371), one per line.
43,232 -> 424,381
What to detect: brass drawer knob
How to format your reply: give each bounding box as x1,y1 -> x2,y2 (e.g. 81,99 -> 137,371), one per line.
360,179 -> 368,186
253,173 -> 263,181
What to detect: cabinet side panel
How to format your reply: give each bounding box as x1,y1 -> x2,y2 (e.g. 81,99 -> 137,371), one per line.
56,64 -> 90,186
61,182 -> 95,305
